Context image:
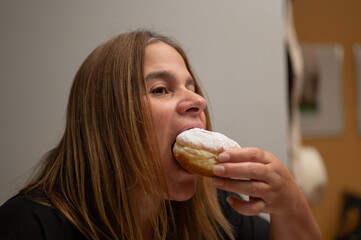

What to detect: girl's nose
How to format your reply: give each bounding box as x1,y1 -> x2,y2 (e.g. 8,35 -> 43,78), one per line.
176,90 -> 207,116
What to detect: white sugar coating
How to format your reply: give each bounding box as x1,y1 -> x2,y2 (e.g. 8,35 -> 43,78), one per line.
176,128 -> 241,152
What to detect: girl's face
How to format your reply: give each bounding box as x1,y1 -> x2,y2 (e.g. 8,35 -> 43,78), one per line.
144,41 -> 207,201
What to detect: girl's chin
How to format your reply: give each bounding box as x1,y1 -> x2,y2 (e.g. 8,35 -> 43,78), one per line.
167,191 -> 196,201
165,179 -> 198,201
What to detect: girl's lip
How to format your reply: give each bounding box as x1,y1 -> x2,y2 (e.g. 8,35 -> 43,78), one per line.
172,152 -> 195,175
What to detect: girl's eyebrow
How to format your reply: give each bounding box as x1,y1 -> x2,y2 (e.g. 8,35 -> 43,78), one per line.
145,70 -> 195,86
145,71 -> 175,82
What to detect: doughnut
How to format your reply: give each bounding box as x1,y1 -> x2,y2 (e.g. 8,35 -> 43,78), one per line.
172,128 -> 241,177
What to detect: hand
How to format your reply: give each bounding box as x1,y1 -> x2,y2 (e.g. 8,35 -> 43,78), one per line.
213,147 -> 298,216
212,147 -> 322,239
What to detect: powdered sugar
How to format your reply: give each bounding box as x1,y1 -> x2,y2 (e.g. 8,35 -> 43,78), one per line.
176,128 -> 241,153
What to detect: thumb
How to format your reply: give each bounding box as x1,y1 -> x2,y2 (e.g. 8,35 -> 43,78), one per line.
227,195 -> 266,216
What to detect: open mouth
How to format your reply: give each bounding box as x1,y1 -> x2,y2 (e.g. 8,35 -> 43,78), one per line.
170,127 -> 202,174
171,140 -> 190,172
171,140 -> 180,165
171,140 -> 176,156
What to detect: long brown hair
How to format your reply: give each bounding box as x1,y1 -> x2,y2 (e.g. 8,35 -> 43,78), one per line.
22,30 -> 234,240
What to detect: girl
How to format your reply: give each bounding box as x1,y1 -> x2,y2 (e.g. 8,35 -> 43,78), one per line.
0,30 -> 321,240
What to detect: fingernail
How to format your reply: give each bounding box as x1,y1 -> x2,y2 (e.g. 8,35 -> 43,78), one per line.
213,165 -> 225,175
226,196 -> 234,205
213,178 -> 224,187
219,153 -> 230,162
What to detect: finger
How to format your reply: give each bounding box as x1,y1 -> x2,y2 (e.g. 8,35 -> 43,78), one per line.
213,177 -> 269,198
213,162 -> 270,181
226,195 -> 266,216
219,147 -> 271,164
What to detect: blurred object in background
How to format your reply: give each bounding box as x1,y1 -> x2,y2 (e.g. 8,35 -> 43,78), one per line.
354,44 -> 361,136
300,44 -> 344,138
297,146 -> 328,206
336,193 -> 361,240
284,0 -> 328,206
299,44 -> 320,114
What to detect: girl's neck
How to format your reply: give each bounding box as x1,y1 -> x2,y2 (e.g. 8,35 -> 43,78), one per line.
141,217 -> 154,240
137,194 -> 156,240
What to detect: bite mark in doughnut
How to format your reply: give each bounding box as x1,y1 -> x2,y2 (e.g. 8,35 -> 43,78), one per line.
172,128 -> 241,177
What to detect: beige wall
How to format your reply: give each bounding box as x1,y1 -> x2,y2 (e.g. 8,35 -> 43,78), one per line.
292,0 -> 361,239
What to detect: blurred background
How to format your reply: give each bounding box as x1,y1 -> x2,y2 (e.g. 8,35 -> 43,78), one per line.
292,0 -> 361,239
1,0 -> 361,239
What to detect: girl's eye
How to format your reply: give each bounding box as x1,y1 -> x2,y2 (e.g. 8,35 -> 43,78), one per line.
151,87 -> 168,95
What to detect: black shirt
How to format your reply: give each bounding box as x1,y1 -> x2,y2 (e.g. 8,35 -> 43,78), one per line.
0,191 -> 269,239
217,190 -> 270,239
